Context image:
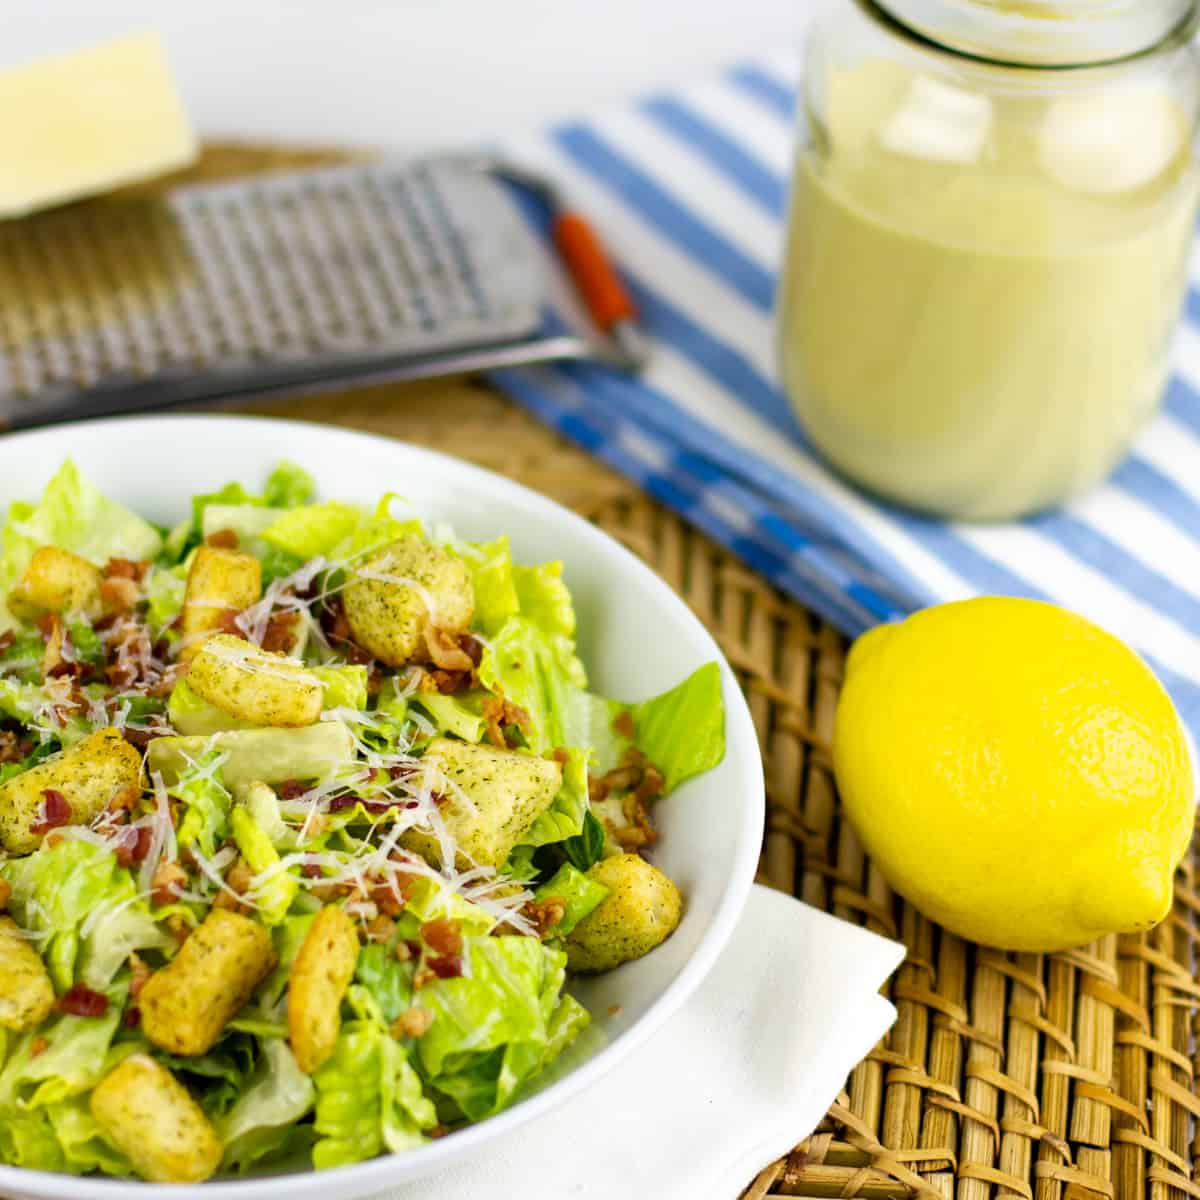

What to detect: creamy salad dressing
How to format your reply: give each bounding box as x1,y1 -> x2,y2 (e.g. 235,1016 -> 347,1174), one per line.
778,57 -> 1200,519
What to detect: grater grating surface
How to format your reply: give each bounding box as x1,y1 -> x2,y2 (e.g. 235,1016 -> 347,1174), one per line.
0,158 -> 554,427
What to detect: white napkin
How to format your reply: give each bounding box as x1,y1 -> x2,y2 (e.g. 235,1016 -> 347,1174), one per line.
383,884 -> 906,1200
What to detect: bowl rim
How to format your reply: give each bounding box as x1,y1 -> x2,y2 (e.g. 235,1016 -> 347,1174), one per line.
0,413 -> 765,1199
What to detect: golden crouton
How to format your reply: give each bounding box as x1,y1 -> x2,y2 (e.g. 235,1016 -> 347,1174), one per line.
90,1054 -> 223,1183
140,909 -> 275,1056
0,915 -> 55,1031
187,634 -> 323,727
342,536 -> 474,666
179,545 -> 262,661
147,723 -> 354,791
400,738 -> 562,870
0,728 -> 143,854
8,546 -> 102,620
565,854 -> 683,973
288,905 -> 360,1074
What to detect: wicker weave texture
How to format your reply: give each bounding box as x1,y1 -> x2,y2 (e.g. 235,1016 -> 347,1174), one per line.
12,144 -> 1199,1200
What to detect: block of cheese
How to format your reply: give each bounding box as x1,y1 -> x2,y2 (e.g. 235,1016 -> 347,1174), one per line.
0,32 -> 197,219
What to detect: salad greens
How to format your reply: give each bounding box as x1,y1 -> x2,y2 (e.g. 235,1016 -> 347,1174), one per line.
0,460 -> 725,1182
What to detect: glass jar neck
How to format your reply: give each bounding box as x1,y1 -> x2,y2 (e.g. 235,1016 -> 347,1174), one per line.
874,0 -> 1196,65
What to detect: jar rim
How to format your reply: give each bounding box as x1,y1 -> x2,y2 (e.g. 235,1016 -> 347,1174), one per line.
873,0 -> 1197,66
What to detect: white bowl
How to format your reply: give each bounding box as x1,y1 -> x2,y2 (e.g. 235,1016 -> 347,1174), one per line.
0,415 -> 764,1200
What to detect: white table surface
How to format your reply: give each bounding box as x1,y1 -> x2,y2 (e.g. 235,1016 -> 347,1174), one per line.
1,0 -> 813,150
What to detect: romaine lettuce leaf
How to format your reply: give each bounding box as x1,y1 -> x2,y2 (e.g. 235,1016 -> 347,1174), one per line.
518,745 -> 588,847
417,936 -> 577,1121
0,1110 -> 66,1171
478,616 -> 586,755
461,536 -> 520,636
218,1038 -> 314,1170
409,691 -> 486,743
311,664 -> 369,712
169,679 -> 260,736
0,980 -> 126,1110
354,940 -> 415,1025
261,502 -> 362,560
566,662 -> 726,791
512,560 -> 576,641
0,460 -> 162,630
230,805 -> 298,925
175,751 -> 233,861
312,1021 -> 436,1169
3,838 -> 171,992
532,863 -> 609,937
262,462 -> 316,509
48,1097 -> 132,1176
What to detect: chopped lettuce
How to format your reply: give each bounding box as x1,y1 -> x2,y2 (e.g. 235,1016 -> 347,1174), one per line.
312,664 -> 369,712
218,1039 -> 314,1171
0,460 -> 162,630
417,936 -> 585,1121
312,1021 -> 436,1169
354,936 -> 416,1024
409,691 -> 487,743
519,745 -> 588,848
462,536 -> 520,636
2,840 -> 166,993
47,1097 -> 132,1176
175,751 -> 234,861
261,502 -> 362,560
533,863 -> 609,937
231,804 -> 298,925
0,981 -> 127,1110
478,617 -> 587,755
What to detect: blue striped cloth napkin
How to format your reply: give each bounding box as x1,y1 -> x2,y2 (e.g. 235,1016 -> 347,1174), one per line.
489,51 -> 1200,735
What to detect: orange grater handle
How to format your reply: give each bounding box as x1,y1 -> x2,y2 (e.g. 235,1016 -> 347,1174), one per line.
552,211 -> 637,332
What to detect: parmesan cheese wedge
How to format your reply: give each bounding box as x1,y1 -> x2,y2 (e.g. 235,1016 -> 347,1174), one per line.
0,32 -> 197,219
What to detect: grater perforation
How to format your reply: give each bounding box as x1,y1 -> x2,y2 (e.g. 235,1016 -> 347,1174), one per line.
0,155 -> 640,428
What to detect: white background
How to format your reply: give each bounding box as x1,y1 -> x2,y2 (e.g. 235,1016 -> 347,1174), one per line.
1,1 -> 815,148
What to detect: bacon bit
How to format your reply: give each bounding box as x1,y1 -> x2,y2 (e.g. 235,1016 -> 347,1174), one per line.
459,634 -> 484,667
217,608 -> 243,636
370,879 -> 405,918
205,528 -> 239,550
607,1004 -> 622,1016
0,630 -> 14,655
366,663 -> 386,697
394,940 -> 413,962
0,730 -> 32,765
59,984 -> 109,1018
107,784 -> 142,814
104,558 -> 149,581
0,878 -> 10,911
428,1125 -> 450,1140
30,1035 -> 48,1058
123,1005 -> 141,1030
278,779 -> 307,801
31,788 -> 71,836
42,616 -> 69,679
151,859 -> 186,907
482,695 -> 530,748
320,596 -> 354,645
422,624 -> 475,673
365,913 -> 397,943
427,953 -> 464,980
635,765 -> 665,803
327,795 -> 358,813
114,825 -> 154,868
524,896 -> 567,939
612,709 -> 636,740
301,858 -> 324,880
390,1006 -> 434,1040
261,610 -> 301,654
421,918 -> 463,958
100,576 -> 140,614
35,613 -> 57,639
552,747 -> 570,766
214,858 -> 253,910
45,830 -> 65,849
128,952 -> 151,999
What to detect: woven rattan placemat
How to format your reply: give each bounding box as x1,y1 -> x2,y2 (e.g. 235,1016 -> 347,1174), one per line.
18,145 -> 1200,1200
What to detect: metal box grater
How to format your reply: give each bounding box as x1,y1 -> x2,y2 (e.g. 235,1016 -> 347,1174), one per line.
0,157 -> 631,428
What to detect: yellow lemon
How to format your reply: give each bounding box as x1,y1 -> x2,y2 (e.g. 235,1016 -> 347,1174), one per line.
833,597 -> 1195,951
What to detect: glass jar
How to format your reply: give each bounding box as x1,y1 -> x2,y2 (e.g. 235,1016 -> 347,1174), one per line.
777,0 -> 1200,520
